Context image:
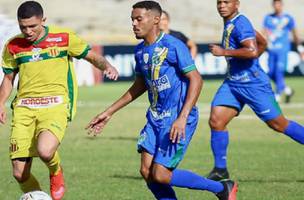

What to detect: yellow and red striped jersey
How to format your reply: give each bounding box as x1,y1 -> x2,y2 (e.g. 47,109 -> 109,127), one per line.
2,25 -> 90,120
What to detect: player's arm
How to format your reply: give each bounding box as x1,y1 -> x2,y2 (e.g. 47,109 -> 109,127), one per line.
209,38 -> 259,59
84,50 -> 119,80
0,72 -> 17,124
187,39 -> 198,58
170,69 -> 202,143
255,30 -> 267,56
86,75 -> 147,135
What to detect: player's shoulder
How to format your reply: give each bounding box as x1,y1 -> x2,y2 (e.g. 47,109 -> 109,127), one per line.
283,13 -> 295,20
234,14 -> 251,25
4,33 -> 26,48
162,33 -> 186,49
47,25 -> 76,35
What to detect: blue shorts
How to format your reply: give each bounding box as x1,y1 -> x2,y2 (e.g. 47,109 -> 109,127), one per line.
137,107 -> 198,169
212,82 -> 282,121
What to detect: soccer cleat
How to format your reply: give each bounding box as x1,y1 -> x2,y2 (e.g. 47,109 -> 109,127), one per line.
285,89 -> 294,104
50,166 -> 65,200
207,167 -> 229,181
216,180 -> 238,200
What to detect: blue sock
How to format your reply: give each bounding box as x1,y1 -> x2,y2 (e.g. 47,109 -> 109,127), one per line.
147,182 -> 177,200
284,121 -> 304,144
169,169 -> 224,193
211,130 -> 229,169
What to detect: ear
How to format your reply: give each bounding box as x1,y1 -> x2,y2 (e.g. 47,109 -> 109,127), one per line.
154,15 -> 160,25
236,0 -> 240,9
42,17 -> 47,25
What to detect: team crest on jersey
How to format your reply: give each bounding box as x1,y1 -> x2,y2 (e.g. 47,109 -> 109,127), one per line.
29,48 -> 43,62
143,53 -> 149,64
10,139 -> 19,153
48,46 -> 60,57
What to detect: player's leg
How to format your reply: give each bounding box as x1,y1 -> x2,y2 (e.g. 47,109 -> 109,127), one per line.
12,158 -> 41,192
245,84 -> 304,144
151,113 -> 237,199
138,124 -> 177,200
278,52 -> 294,103
207,83 -> 242,181
36,105 -> 68,200
10,106 -> 41,193
266,116 -> 304,144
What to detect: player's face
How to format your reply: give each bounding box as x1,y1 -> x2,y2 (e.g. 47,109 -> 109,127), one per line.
131,8 -> 159,39
159,13 -> 169,31
217,0 -> 239,20
273,1 -> 283,14
18,16 -> 46,42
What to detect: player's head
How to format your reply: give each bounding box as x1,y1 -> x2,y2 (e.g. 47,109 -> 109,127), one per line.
131,1 -> 162,39
159,10 -> 170,32
272,0 -> 283,14
17,1 -> 46,42
217,0 -> 240,20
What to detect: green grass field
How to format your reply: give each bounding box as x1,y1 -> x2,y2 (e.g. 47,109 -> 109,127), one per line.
0,78 -> 303,200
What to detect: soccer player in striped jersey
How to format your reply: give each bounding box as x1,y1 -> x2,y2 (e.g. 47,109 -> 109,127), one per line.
87,1 -> 237,200
207,0 -> 304,182
0,1 -> 118,200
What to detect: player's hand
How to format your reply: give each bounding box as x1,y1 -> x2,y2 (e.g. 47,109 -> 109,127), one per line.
170,117 -> 187,143
86,112 -> 112,136
0,104 -> 6,124
209,44 -> 225,56
104,65 -> 119,81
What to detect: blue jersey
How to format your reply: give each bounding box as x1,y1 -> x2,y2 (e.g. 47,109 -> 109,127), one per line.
263,13 -> 295,52
222,14 -> 269,86
134,32 -> 196,126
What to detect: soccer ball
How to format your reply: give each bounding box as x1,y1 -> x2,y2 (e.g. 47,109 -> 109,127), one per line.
19,191 -> 52,200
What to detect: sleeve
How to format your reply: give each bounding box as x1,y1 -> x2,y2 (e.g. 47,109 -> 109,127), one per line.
2,44 -> 18,74
174,41 -> 196,74
234,16 -> 256,43
287,15 -> 296,31
68,30 -> 91,59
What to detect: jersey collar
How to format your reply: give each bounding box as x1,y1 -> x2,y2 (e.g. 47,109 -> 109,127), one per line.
33,26 -> 49,45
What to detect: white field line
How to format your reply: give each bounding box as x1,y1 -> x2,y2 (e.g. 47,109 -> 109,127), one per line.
76,101 -> 304,120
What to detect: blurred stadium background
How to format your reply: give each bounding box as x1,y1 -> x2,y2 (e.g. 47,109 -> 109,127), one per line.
0,0 -> 303,85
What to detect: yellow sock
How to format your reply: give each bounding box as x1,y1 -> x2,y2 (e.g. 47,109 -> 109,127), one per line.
45,151 -> 61,175
19,174 -> 41,193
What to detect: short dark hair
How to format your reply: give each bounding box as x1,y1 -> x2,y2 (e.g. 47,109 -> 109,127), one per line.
17,1 -> 43,19
132,1 -> 162,16
162,10 -> 170,20
273,0 -> 282,3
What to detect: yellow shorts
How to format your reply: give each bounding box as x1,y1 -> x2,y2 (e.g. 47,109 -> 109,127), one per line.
10,101 -> 68,159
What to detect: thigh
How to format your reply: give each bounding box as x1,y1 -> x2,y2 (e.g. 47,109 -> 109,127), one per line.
276,51 -> 288,72
36,104 -> 68,143
10,107 -> 37,159
240,85 -> 282,121
212,82 -> 244,112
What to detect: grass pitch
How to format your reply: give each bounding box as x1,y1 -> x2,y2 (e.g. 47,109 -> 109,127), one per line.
0,77 -> 303,200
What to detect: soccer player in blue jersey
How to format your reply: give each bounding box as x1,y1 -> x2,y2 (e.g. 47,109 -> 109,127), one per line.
87,1 -> 237,199
206,0 -> 304,181
263,0 -> 302,103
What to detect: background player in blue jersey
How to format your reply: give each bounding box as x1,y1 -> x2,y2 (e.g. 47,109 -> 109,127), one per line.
87,1 -> 237,199
263,0 -> 302,103
159,10 -> 198,58
206,0 -> 304,181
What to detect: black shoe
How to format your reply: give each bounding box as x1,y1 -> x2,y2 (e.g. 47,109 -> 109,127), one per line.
285,89 -> 294,103
216,180 -> 238,200
207,167 -> 229,181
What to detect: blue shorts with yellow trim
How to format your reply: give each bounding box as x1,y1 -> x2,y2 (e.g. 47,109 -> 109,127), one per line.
137,107 -> 198,169
212,82 -> 282,121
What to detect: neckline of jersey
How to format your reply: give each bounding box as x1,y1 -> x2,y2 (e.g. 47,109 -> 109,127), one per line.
144,32 -> 164,46
33,26 -> 49,45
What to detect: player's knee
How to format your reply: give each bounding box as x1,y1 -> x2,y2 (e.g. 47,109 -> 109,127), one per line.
13,170 -> 29,183
140,166 -> 150,181
37,149 -> 54,162
151,169 -> 170,184
209,115 -> 224,130
267,117 -> 289,133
